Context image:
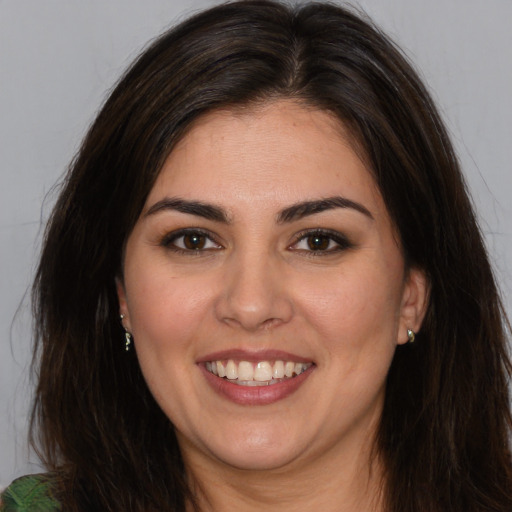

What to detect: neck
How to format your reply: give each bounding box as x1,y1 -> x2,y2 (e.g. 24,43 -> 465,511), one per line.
182,433 -> 385,512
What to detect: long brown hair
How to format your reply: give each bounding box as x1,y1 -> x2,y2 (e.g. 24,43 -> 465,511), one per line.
31,1 -> 512,510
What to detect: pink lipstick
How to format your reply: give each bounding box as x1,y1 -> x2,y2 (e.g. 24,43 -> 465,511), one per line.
198,349 -> 315,405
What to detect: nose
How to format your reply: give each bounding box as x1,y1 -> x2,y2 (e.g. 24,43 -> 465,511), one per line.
214,250 -> 294,332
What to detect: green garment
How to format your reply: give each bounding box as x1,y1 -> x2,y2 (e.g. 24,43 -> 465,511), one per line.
1,474 -> 61,511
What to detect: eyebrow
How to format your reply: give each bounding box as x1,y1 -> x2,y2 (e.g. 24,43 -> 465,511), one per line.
277,196 -> 373,223
145,197 -> 230,223
144,195 -> 373,224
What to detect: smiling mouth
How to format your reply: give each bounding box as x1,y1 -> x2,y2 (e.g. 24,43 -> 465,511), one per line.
205,360 -> 313,386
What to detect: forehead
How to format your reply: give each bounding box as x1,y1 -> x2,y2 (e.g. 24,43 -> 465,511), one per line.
144,100 -> 383,218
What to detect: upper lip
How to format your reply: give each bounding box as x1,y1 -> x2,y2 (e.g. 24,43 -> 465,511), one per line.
196,349 -> 313,364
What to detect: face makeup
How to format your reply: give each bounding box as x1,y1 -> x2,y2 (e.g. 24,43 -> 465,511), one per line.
118,100 -> 426,473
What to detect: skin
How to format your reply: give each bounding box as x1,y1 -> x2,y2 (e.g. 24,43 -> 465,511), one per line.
117,100 -> 428,511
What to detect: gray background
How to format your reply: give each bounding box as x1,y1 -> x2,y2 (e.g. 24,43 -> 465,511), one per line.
1,0 -> 511,489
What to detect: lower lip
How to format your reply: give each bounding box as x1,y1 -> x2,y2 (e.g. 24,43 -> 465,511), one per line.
199,364 -> 314,405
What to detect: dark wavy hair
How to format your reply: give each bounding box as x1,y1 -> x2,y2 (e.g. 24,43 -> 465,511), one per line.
30,1 -> 512,511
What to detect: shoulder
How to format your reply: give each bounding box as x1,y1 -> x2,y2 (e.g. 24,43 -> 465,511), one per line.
1,473 -> 61,511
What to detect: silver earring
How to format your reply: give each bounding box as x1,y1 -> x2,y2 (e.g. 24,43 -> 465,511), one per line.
407,328 -> 416,343
120,314 -> 131,351
125,331 -> 132,351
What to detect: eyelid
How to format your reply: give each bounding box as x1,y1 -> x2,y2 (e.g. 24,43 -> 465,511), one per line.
159,227 -> 351,255
289,228 -> 353,253
160,228 -> 223,253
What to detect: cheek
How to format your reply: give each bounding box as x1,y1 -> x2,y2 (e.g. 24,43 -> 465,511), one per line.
125,268 -> 213,354
123,271 -> 214,414
294,259 -> 404,350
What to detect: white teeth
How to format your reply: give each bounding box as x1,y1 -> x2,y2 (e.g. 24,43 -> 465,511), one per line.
254,361 -> 273,381
273,360 -> 285,379
238,361 -> 254,381
205,359 -> 311,384
216,361 -> 226,378
240,380 -> 264,387
225,359 -> 237,380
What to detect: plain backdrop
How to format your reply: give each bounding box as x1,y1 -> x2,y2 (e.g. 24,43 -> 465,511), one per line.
1,0 -> 511,489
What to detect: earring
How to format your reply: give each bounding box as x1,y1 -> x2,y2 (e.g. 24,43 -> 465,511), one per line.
125,331 -> 132,351
120,314 -> 132,351
407,328 -> 416,343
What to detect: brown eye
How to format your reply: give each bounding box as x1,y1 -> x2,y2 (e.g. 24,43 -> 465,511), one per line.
306,234 -> 330,251
291,229 -> 352,254
183,233 -> 206,250
161,229 -> 221,253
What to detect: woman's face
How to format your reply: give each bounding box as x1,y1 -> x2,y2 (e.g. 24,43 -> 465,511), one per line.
118,101 -> 426,473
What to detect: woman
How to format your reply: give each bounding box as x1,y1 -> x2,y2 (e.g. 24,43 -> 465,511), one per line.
2,1 -> 511,511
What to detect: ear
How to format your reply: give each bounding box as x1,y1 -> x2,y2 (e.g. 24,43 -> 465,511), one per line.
116,277 -> 132,331
397,267 -> 429,345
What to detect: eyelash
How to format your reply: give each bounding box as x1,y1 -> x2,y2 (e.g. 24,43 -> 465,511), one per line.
160,228 -> 221,255
290,229 -> 353,255
160,228 -> 352,255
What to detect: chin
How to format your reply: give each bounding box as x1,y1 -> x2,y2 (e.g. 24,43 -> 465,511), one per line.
215,446 -> 301,472
200,426 -> 307,472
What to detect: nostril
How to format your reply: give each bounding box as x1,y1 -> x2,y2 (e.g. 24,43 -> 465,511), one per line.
213,260 -> 294,330
261,317 -> 284,330
219,315 -> 283,332
216,302 -> 293,332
